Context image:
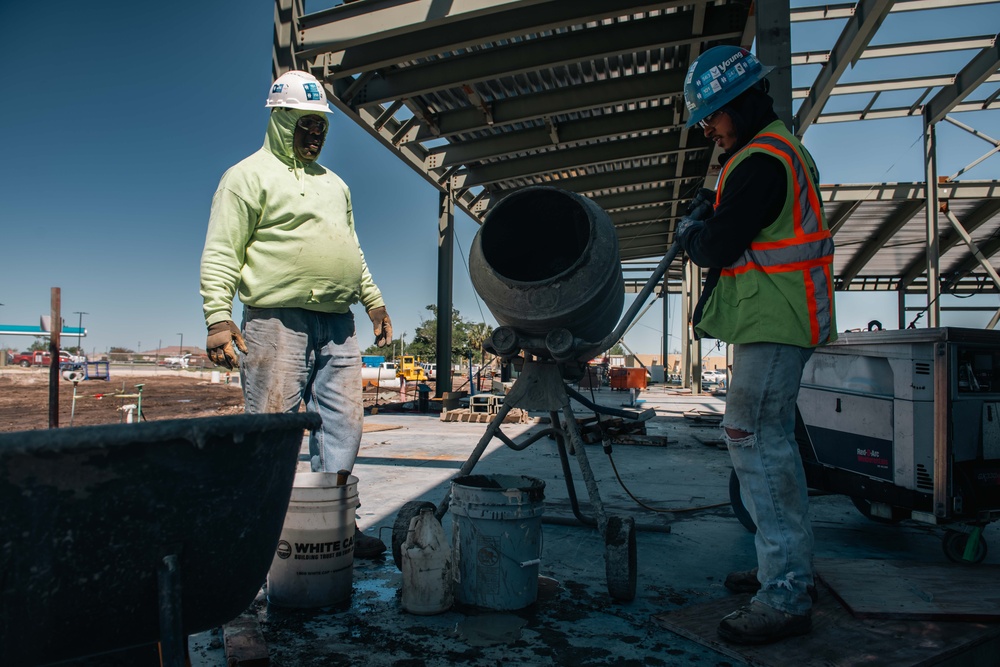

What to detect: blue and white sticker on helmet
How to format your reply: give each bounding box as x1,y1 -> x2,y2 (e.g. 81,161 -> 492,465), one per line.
302,83 -> 322,101
694,51 -> 761,101
272,83 -> 285,93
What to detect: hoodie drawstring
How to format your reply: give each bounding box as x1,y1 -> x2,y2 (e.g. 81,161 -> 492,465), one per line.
294,157 -> 305,196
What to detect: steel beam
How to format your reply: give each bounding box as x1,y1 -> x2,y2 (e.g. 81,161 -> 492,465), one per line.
923,33 -> 1000,126
350,6 -> 746,106
899,199 -> 1000,288
452,133 -> 688,188
839,200 -> 924,287
301,0 -> 699,74
413,70 -> 687,141
426,106 -> 680,168
793,0 -> 894,137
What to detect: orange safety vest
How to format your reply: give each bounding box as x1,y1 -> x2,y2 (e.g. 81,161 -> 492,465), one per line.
694,121 -> 837,347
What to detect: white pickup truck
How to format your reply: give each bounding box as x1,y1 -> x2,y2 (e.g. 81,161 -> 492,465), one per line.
161,353 -> 193,369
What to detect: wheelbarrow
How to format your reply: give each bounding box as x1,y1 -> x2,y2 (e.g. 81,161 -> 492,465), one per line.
0,412 -> 320,666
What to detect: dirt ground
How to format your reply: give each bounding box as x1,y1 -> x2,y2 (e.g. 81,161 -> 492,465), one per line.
0,367 -> 465,432
0,368 -> 247,432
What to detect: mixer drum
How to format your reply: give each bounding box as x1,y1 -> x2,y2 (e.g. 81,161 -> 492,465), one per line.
469,186 -> 624,349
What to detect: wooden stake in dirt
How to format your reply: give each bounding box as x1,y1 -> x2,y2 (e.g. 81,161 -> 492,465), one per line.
49,287 -> 61,429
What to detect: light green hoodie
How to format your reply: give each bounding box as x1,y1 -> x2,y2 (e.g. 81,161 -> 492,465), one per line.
200,107 -> 384,327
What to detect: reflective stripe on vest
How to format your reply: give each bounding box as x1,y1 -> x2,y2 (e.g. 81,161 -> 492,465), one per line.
717,130 -> 835,345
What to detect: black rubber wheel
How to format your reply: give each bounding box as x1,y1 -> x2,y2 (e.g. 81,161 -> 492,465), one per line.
850,496 -> 906,524
942,529 -> 988,565
19,360 -> 30,368
728,469 -> 757,534
392,500 -> 437,571
604,515 -> 637,601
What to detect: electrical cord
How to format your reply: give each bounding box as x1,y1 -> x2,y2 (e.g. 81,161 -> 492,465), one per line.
578,381 -> 732,514
605,448 -> 731,513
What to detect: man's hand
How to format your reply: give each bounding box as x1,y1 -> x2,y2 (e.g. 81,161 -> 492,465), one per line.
686,187 -> 716,221
206,320 -> 247,370
368,306 -> 392,348
675,216 -> 705,253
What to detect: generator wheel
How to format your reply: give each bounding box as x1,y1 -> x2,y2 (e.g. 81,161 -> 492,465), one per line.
850,497 -> 907,524
728,469 -> 757,534
942,529 -> 988,565
392,500 -> 437,571
604,515 -> 637,601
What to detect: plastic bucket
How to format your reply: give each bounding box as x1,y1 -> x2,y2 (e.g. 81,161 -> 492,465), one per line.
449,474 -> 545,610
266,472 -> 358,608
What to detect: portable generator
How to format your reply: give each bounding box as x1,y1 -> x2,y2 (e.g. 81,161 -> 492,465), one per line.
794,327 -> 1000,562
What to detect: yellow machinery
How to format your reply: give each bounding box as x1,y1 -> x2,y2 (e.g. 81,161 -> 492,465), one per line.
396,355 -> 428,382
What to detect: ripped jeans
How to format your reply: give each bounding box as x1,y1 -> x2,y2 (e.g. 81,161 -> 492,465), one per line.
724,342 -> 814,616
240,307 -> 363,473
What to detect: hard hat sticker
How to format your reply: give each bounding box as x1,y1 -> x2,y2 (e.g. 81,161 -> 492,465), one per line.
272,83 -> 285,93
303,83 -> 322,101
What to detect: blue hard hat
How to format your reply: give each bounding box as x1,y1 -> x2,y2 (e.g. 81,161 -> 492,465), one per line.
683,46 -> 773,128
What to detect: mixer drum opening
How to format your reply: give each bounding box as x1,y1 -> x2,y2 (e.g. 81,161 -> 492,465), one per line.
469,186 -> 624,349
480,189 -> 591,283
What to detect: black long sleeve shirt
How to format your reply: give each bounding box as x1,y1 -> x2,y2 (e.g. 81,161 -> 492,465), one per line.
684,153 -> 787,268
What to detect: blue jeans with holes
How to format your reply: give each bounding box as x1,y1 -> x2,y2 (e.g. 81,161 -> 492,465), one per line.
723,342 -> 814,616
240,307 -> 363,474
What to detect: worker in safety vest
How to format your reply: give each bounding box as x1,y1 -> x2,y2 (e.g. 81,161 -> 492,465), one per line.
675,46 -> 836,645
200,70 -> 392,559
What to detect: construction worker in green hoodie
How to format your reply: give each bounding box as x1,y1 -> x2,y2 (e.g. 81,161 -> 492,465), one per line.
675,46 -> 836,644
200,70 -> 392,559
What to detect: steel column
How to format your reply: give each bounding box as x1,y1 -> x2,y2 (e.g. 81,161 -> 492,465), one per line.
756,0 -> 793,130
923,116 -> 941,328
435,188 -> 455,398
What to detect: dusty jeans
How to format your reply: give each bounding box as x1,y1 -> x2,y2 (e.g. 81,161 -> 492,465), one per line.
724,342 -> 814,616
240,307 -> 363,473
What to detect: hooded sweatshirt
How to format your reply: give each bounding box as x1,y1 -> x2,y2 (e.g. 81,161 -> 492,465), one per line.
200,107 -> 384,327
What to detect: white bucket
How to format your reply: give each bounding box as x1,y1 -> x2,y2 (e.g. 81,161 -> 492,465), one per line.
210,370 -> 221,384
266,472 -> 358,608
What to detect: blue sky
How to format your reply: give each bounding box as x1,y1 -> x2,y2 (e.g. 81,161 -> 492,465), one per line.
1,1 -> 998,360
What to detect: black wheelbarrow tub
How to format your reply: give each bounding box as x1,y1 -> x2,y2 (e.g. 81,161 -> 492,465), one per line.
0,412 -> 320,666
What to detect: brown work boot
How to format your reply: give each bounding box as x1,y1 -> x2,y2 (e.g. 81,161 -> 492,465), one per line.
717,601 -> 811,645
354,523 -> 386,559
724,567 -> 818,602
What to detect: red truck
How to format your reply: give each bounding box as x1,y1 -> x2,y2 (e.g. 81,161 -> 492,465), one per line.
11,350 -> 74,368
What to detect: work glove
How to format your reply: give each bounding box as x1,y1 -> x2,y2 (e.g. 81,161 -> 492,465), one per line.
686,187 -> 716,221
368,306 -> 392,348
206,320 -> 247,370
675,216 -> 705,254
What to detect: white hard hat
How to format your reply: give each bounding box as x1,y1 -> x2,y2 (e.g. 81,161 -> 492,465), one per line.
265,70 -> 332,113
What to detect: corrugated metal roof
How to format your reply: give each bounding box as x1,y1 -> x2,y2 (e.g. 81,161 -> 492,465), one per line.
275,0 -> 1000,299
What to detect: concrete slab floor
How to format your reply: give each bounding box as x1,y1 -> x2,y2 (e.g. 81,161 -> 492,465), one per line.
188,385 -> 998,666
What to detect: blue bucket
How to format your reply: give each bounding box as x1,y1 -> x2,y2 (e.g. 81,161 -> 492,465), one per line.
449,474 -> 545,610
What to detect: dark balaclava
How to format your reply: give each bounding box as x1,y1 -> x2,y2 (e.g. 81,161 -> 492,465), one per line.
717,84 -> 779,167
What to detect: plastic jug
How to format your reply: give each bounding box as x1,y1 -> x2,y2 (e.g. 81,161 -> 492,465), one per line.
401,508 -> 453,615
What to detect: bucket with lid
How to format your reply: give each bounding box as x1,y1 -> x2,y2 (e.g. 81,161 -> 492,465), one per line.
266,471 -> 357,608
449,474 -> 545,610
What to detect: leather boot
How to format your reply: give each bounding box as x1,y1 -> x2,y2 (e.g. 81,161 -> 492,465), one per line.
354,522 -> 386,559
717,600 -> 811,645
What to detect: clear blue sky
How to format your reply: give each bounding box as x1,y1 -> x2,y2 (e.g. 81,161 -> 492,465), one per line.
1,1 -> 997,360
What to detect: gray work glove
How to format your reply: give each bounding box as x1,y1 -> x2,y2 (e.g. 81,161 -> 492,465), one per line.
675,216 -> 705,253
686,187 -> 716,221
368,306 -> 392,348
206,320 -> 247,370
